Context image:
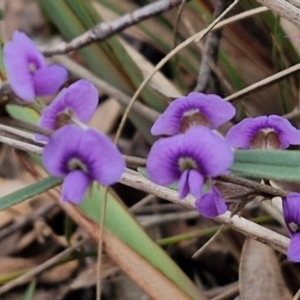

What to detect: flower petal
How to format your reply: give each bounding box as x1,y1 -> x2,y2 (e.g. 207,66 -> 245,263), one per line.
151,92 -> 235,135
61,170 -> 91,204
147,127 -> 233,187
4,41 -> 35,101
287,233 -> 300,262
195,187 -> 227,218
4,31 -> 46,101
33,65 -> 68,96
267,115 -> 300,149
283,192 -> 300,234
183,127 -> 233,177
178,170 -> 189,199
226,115 -> 300,149
12,31 -> 45,68
188,169 -> 204,198
147,137 -> 182,186
77,129 -> 125,186
42,125 -> 82,176
36,80 -> 98,142
226,116 -> 268,149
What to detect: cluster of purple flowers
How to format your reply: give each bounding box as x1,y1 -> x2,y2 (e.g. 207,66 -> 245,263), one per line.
4,31 -> 125,204
4,31 -> 300,262
147,92 -> 300,261
147,93 -> 235,218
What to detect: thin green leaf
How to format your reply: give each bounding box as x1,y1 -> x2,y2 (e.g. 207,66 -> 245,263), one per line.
6,105 -> 40,124
22,280 -> 37,300
79,183 -> 201,299
0,176 -> 62,211
232,150 -> 300,181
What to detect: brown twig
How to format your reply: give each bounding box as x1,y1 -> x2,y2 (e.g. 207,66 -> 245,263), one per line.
254,0 -> 300,27
194,0 -> 232,93
0,236 -> 89,295
42,0 -> 186,56
225,63 -> 300,102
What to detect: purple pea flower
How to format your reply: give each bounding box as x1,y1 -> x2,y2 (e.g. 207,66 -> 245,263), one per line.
146,126 -> 233,218
36,79 -> 98,142
226,115 -> 300,150
282,193 -> 300,262
4,31 -> 68,102
151,92 -> 235,136
42,125 -> 125,204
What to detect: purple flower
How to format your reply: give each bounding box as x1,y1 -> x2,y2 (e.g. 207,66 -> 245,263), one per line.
195,187 -> 228,218
42,125 -> 125,204
282,193 -> 300,262
146,126 -> 233,217
226,115 -> 300,150
36,79 -> 98,142
4,31 -> 68,102
151,92 -> 235,136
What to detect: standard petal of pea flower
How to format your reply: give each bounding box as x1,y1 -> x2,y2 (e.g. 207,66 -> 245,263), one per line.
146,126 -> 233,217
151,92 -> 235,136
36,79 -> 98,142
42,125 -> 125,204
282,193 -> 300,262
226,115 -> 300,150
4,31 -> 68,101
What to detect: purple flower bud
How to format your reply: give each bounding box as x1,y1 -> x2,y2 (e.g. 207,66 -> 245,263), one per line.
4,31 -> 68,101
226,115 -> 300,149
151,92 -> 235,136
146,126 -> 233,217
36,79 -> 98,142
42,125 -> 125,203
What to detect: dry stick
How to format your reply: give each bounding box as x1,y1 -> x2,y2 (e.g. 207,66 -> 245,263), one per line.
96,187 -> 108,300
194,0 -> 233,93
0,135 -> 42,155
287,0 -> 300,10
0,202 -> 56,241
0,236 -> 89,295
114,3 -> 270,143
192,225 -> 225,258
292,288 -> 300,300
172,0 -> 187,49
225,63 -> 300,102
218,174 -> 288,197
0,117 -> 53,137
254,0 -> 300,27
120,170 -> 290,254
42,0 -> 186,56
182,17 -> 234,95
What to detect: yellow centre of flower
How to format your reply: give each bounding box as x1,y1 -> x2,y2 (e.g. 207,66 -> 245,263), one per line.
68,157 -> 88,173
178,157 -> 197,172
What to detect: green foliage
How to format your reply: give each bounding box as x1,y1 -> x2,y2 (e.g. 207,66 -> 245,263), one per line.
22,280 -> 36,300
232,150 -> 300,181
79,183 -> 201,299
0,177 -> 62,212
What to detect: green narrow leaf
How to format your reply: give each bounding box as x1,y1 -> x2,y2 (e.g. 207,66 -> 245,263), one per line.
22,279 -> 36,300
6,104 -> 40,124
79,183 -> 201,299
0,177 -> 62,211
232,150 -> 300,181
